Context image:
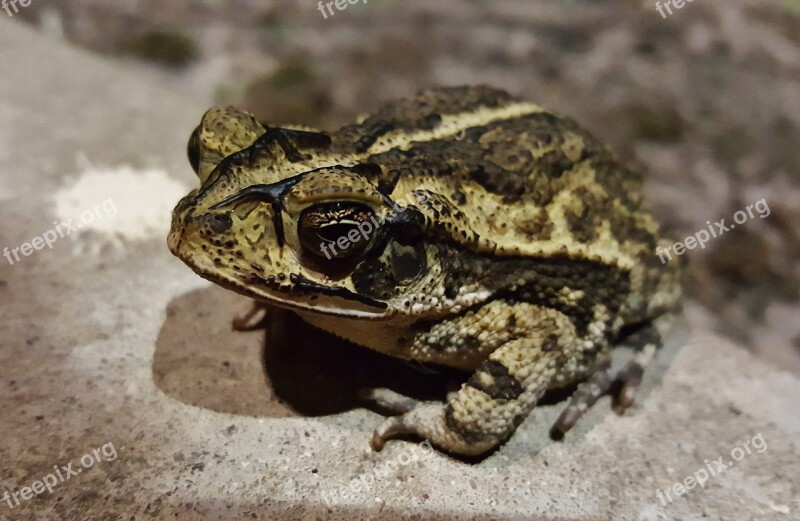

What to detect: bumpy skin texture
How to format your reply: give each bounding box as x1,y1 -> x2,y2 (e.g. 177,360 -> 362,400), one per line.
169,86 -> 681,456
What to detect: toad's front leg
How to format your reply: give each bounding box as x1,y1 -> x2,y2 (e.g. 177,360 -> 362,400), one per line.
231,300 -> 272,331
371,307 -> 580,456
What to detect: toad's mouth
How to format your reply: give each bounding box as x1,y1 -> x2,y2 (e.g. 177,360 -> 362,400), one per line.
169,233 -> 389,319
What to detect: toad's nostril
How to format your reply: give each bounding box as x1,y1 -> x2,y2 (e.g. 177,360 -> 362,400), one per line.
203,213 -> 233,234
212,213 -> 232,233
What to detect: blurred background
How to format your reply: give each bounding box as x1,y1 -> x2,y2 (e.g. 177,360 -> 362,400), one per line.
11,0 -> 800,372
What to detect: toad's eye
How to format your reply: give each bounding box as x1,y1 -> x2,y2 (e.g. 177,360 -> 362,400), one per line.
298,202 -> 379,260
187,125 -> 201,175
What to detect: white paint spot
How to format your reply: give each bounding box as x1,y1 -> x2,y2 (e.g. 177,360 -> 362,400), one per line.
54,164 -> 189,244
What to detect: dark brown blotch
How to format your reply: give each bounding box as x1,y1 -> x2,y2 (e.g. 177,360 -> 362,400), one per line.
466,360 -> 524,400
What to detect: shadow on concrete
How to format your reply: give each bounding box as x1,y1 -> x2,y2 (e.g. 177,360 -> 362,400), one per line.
153,285 -> 685,463
153,285 -> 457,418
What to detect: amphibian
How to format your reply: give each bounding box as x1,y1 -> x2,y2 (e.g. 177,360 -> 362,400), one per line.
168,86 -> 681,456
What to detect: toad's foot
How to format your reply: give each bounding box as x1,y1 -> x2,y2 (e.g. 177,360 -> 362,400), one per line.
358,387 -> 420,415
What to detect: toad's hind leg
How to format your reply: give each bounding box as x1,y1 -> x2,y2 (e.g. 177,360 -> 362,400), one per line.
549,359 -> 613,440
371,308 -> 579,456
611,319 -> 666,414
550,317 -> 670,439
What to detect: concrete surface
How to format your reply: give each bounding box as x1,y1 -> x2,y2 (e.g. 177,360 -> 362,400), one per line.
1,20 -> 798,521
